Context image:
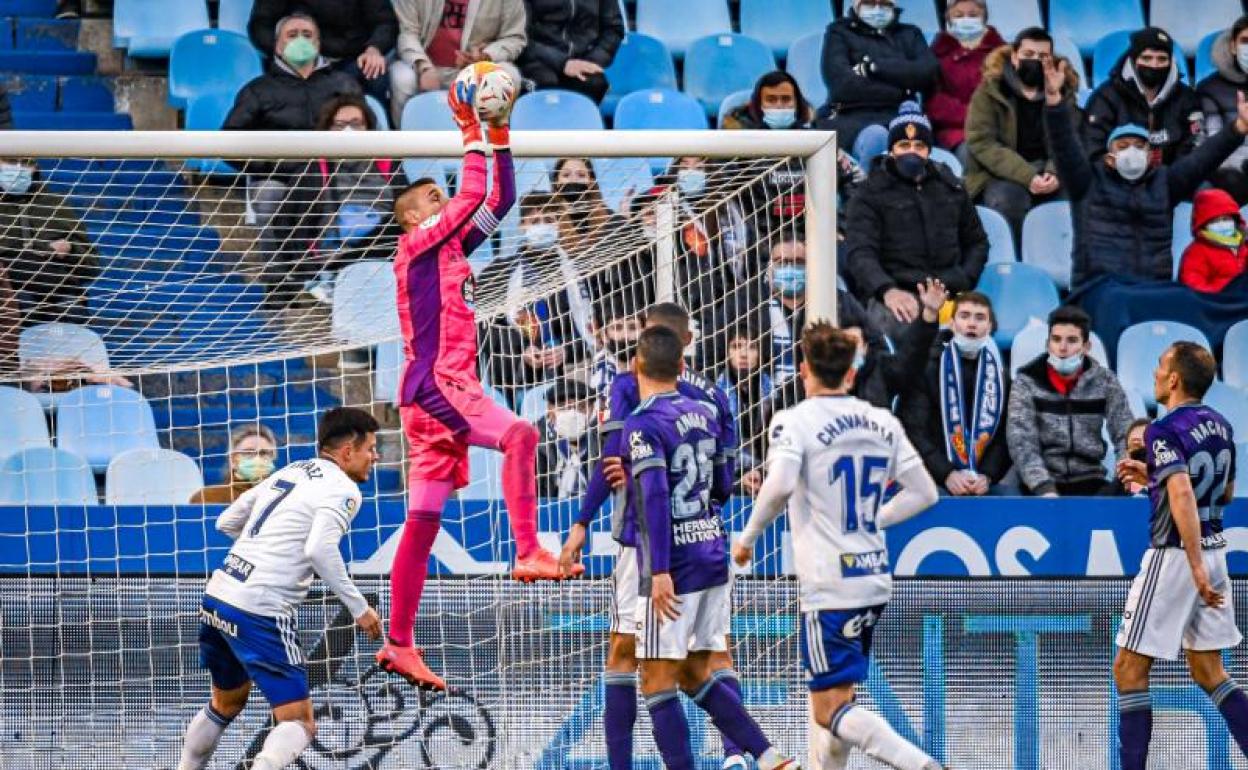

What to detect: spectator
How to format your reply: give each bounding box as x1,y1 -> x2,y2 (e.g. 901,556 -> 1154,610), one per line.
517,0 -> 623,103
0,159 -> 98,326
927,0 -> 1005,153
724,70 -> 817,130
1179,187 -> 1248,293
900,290 -> 1012,496
818,0 -> 939,164
1007,306 -> 1134,497
1044,57 -> 1248,287
965,27 -> 1080,240
535,378 -> 599,499
1197,15 -> 1248,204
249,0 -> 398,101
844,103 -> 988,337
716,318 -> 774,477
1085,27 -> 1203,167
587,293 -> 644,402
551,158 -> 623,241
190,424 -> 279,504
0,82 -> 11,129
390,0 -> 526,122
1115,417 -> 1150,495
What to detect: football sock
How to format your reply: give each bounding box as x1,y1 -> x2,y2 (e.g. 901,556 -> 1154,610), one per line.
689,677 -> 770,759
712,668 -> 747,758
387,508 -> 442,647
1118,688 -> 1152,770
604,671 -> 638,770
646,689 -> 694,770
176,705 -> 232,770
811,717 -> 850,770
831,703 -> 941,770
1209,679 -> 1248,757
252,720 -> 313,770
499,421 -> 540,559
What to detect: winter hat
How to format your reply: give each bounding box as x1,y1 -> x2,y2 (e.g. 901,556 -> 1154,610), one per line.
1106,123 -> 1149,149
1128,27 -> 1174,60
887,101 -> 932,147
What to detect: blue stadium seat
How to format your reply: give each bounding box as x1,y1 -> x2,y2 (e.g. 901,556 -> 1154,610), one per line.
217,0 -> 253,35
1021,201 -> 1074,290
61,76 -> 114,111
374,338 -> 403,404
1224,318 -> 1248,389
1151,0 -> 1241,55
1116,321 -> 1211,409
113,0 -> 210,58
740,0 -> 834,60
614,88 -> 708,130
185,90 -> 240,175
0,386 -> 51,462
1051,31 -> 1091,90
930,147 -> 963,177
1196,30 -> 1222,84
55,385 -> 160,473
1009,317 -> 1110,376
19,322 -> 109,373
976,205 -> 1017,265
0,19 -> 9,50
0,0 -> 56,14
1205,381 -> 1248,437
984,0 -> 1043,41
976,262 -> 1060,350
786,32 -> 826,111
105,448 -> 204,504
2,73 -> 56,111
513,89 -> 604,130
601,33 -> 677,118
13,111 -> 132,129
15,18 -> 78,51
400,90 -> 459,175
684,33 -> 776,117
716,89 -> 752,128
365,94 -> 389,129
461,446 -> 503,500
1172,201 -> 1194,280
167,29 -> 262,108
1050,0 -> 1144,56
1093,30 -> 1189,88
332,260 -> 399,346
635,0 -> 731,59
595,156 -> 656,213
1239,443 -> 1248,497
0,447 -> 96,505
892,0 -> 940,38
401,158 -> 449,188
0,50 -> 95,74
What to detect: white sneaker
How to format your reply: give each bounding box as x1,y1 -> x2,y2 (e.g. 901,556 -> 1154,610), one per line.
722,755 -> 749,770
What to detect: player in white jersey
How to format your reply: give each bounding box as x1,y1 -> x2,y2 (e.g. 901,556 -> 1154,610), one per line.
732,323 -> 944,770
176,408 -> 384,770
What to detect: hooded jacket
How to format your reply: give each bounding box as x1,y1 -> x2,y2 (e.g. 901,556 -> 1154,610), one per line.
1196,28 -> 1248,173
964,45 -> 1081,199
927,26 -> 1007,150
223,57 -> 361,131
1179,187 -> 1248,293
249,0 -> 398,60
1084,54 -> 1204,165
819,8 -> 939,114
517,0 -> 625,74
1007,354 -> 1134,495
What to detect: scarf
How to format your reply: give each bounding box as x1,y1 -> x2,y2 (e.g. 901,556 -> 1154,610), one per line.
939,340 -> 1004,472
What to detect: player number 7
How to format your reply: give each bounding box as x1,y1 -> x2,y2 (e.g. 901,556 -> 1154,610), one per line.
250,479 -> 297,537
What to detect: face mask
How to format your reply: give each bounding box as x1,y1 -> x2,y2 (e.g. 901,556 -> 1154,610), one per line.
0,163 -> 34,196
1129,446 -> 1147,463
953,333 -> 989,357
1114,146 -> 1149,181
857,4 -> 894,29
282,35 -> 319,67
235,455 -> 275,483
607,336 -> 636,358
1204,219 -> 1243,247
1135,63 -> 1169,90
762,107 -> 797,129
949,16 -> 985,42
1237,45 -> 1248,73
523,222 -> 559,250
772,265 -> 806,297
553,409 -> 590,441
1047,351 -> 1084,376
677,168 -> 707,197
557,182 -> 589,200
893,152 -> 927,181
1016,59 -> 1044,89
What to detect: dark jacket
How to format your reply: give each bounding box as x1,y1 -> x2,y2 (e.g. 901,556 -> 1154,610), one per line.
535,415 -> 600,499
844,157 -> 989,302
248,0 -> 398,59
899,330 -> 1012,486
1196,28 -> 1248,173
927,27 -> 1007,149
819,10 -> 938,114
964,45 -> 1082,199
518,0 -> 624,72
1007,354 -> 1134,495
1046,99 -> 1245,287
0,184 -> 98,326
224,59 -> 362,131
1084,54 -> 1204,165
0,83 -> 11,129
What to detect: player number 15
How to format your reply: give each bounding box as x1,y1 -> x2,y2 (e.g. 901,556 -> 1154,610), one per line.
829,455 -> 889,534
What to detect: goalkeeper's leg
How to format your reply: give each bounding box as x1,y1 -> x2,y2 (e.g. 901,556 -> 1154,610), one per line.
177,684 -> 249,770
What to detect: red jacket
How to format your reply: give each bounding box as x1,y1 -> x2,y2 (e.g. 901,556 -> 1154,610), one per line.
927,28 -> 1006,149
1179,188 -> 1248,293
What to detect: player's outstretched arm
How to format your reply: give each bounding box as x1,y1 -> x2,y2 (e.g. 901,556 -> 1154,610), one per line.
461,103 -> 517,253
305,508 -> 380,637
215,486 -> 262,541
732,455 -> 799,566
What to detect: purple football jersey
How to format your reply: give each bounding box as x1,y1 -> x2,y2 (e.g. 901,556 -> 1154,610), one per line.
1145,403 -> 1237,549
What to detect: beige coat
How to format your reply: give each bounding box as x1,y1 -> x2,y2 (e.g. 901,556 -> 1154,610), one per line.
392,0 -> 527,71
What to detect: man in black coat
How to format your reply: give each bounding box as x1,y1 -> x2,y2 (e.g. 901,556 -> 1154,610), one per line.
844,104 -> 989,338
249,0 -> 397,101
518,0 -> 624,103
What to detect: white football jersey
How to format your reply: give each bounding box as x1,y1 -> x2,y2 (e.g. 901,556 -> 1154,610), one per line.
767,395 -> 922,611
205,458 -> 363,618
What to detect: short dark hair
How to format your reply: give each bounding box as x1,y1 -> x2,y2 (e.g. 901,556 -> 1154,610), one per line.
1233,15 -> 1248,44
519,191 -> 566,220
952,290 -> 997,331
1167,341 -> 1217,399
1013,26 -> 1053,48
635,325 -> 684,381
593,292 -> 642,328
315,93 -> 376,131
547,378 -> 595,406
394,178 -> 438,213
552,157 -> 598,184
801,321 -> 857,389
1127,417 -> 1151,435
1047,305 -> 1092,343
646,302 -> 690,337
748,70 -> 813,124
318,407 -> 380,452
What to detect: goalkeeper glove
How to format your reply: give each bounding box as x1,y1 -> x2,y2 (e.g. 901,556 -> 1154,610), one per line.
487,123 -> 510,152
449,79 -> 487,153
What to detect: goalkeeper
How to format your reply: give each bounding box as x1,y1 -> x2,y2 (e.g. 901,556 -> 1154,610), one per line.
377,74 -> 578,693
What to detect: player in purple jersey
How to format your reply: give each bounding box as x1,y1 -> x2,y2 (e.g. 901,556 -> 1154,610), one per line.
623,325 -> 799,770
1114,342 -> 1244,770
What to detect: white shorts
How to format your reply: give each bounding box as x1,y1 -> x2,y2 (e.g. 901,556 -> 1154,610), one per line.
1116,547 -> 1243,660
636,581 -> 731,660
609,547 -> 639,636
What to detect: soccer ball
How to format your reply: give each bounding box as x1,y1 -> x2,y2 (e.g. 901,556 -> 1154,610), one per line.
452,62 -> 516,123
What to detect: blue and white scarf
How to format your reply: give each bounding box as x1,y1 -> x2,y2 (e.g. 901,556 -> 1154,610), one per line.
938,340 -> 1004,472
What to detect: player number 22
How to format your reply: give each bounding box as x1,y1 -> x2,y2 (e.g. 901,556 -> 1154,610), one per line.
250,479 -> 296,537
830,455 -> 889,534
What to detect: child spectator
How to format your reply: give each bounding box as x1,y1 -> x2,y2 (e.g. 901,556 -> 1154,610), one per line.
715,319 -> 774,479
1179,188 -> 1248,293
927,0 -> 1005,154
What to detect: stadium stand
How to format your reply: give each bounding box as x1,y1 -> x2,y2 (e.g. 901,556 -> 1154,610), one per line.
1021,201 -> 1075,290
614,87 -> 707,130
976,205 -> 1017,265
1092,29 -> 1189,88
600,32 -> 678,118
0,386 -> 51,459
1196,29 -> 1222,82
511,89 -> 605,131
0,446 -> 96,505
1226,318 -> 1248,389
55,384 -> 160,473
739,0 -> 834,61
635,0 -> 730,59
1050,0 -> 1145,56
785,31 -> 826,110
716,89 -> 752,128
1116,320 -> 1213,408
1010,317 -> 1111,377
1151,0 -> 1242,54
104,447 -> 204,504
112,0 -> 209,58
216,0 -> 254,36
166,29 -> 261,109
684,33 -> 775,118
976,262 -> 1061,350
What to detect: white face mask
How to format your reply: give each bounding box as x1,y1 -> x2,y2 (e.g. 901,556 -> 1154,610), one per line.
1048,352 -> 1084,376
953,333 -> 989,357
1114,146 -> 1149,181
523,222 -> 559,250
677,168 -> 707,197
553,409 -> 590,441
762,107 -> 797,129
0,163 -> 34,195
949,16 -> 985,42
1237,44 -> 1248,73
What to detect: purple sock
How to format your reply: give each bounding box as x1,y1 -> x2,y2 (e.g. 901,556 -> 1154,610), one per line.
1209,679 -> 1248,758
1118,689 -> 1151,770
604,672 -> 637,770
646,689 -> 694,770
712,669 -> 746,758
690,678 -> 770,758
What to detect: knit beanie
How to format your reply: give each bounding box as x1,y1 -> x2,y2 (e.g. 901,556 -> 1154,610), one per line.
887,101 -> 932,147
1128,27 -> 1173,60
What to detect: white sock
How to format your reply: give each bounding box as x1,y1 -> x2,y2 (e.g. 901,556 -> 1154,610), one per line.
252,720 -> 313,770
832,704 -> 940,770
810,717 -> 850,770
177,706 -> 231,770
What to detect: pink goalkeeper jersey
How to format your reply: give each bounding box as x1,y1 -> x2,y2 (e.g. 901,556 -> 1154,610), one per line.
395,150 -> 515,407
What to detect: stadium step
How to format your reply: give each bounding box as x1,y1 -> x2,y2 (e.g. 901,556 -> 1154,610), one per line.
0,18 -> 11,49
1,73 -> 114,111
12,109 -> 131,129
15,17 -> 77,50
1,73 -> 56,110
61,75 -> 112,110
0,50 -> 96,74
0,0 -> 57,16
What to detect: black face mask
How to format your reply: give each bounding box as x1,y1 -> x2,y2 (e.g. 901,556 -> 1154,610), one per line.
892,153 -> 927,182
1136,63 -> 1169,89
1129,446 -> 1147,463
556,182 -> 590,201
1016,59 -> 1044,89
